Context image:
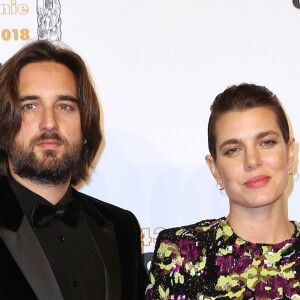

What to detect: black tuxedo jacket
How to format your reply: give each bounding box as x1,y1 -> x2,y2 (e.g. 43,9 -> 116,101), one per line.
0,176 -> 147,299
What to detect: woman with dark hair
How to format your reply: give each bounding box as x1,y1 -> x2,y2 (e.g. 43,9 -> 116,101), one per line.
146,83 -> 298,299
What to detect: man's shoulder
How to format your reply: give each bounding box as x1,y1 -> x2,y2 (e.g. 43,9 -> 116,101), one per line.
76,189 -> 124,211
73,188 -> 139,226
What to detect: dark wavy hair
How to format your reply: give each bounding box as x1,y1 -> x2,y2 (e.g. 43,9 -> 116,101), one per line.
0,40 -> 101,185
208,83 -> 290,160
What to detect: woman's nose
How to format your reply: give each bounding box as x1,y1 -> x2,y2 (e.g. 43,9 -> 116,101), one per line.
244,148 -> 262,171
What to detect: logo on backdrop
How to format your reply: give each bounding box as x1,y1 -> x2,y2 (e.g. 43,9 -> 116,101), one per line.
141,226 -> 164,271
0,1 -> 30,44
293,0 -> 300,8
37,0 -> 61,41
0,0 -> 62,65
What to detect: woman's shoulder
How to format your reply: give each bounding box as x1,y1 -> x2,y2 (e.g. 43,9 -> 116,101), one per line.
293,220 -> 300,232
156,217 -> 226,243
291,220 -> 300,240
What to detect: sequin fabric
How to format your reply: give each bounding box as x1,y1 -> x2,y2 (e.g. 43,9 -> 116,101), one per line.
145,217 -> 300,300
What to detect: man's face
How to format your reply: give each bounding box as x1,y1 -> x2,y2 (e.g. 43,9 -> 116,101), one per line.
9,61 -> 83,185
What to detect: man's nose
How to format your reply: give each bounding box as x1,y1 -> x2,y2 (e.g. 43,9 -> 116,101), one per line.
39,107 -> 58,132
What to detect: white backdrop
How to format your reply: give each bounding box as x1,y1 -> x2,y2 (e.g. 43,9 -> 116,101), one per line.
1,0 -> 299,266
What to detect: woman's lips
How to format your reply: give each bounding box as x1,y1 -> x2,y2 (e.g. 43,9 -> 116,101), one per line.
244,175 -> 271,188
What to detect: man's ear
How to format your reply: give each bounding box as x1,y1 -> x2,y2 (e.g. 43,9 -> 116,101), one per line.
205,155 -> 223,187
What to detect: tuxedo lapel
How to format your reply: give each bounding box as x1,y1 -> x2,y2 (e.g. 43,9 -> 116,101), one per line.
84,217 -> 122,300
0,218 -> 63,300
0,177 -> 63,300
73,190 -> 122,300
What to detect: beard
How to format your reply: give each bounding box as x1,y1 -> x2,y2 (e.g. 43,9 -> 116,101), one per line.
8,131 -> 83,185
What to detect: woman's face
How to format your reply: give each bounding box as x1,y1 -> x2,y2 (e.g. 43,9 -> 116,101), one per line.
206,106 -> 294,210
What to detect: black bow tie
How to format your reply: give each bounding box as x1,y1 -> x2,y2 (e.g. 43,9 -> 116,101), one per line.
31,200 -> 82,231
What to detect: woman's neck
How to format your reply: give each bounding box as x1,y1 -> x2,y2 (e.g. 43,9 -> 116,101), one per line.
227,205 -> 294,244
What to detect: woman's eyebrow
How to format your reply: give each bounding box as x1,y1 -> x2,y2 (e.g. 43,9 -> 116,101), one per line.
256,130 -> 279,139
218,130 -> 280,151
219,138 -> 240,151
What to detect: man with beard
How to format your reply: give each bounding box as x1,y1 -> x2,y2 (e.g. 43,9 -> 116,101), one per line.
0,40 -> 147,300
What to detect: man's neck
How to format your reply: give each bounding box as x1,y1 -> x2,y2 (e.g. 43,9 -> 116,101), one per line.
9,172 -> 71,205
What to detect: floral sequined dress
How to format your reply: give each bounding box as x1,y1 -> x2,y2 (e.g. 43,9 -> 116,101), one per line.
145,217 -> 300,300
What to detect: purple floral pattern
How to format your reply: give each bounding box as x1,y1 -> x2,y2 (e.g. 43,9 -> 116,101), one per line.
145,218 -> 300,299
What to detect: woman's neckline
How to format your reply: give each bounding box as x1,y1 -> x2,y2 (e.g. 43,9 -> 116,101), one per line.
219,216 -> 298,246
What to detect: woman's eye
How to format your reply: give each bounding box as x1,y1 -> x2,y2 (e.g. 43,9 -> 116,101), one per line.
225,148 -> 240,156
261,140 -> 276,147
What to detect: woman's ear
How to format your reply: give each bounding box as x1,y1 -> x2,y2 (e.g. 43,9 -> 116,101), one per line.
287,138 -> 295,169
205,155 -> 223,187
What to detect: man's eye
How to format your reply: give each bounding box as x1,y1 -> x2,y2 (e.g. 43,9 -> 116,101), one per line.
22,103 -> 37,110
59,104 -> 72,110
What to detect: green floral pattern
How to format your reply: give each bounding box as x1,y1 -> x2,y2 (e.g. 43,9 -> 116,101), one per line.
145,218 -> 300,299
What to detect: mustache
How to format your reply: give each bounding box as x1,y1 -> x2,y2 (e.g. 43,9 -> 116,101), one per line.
30,132 -> 65,145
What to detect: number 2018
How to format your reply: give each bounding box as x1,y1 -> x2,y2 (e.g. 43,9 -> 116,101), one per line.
1,29 -> 30,41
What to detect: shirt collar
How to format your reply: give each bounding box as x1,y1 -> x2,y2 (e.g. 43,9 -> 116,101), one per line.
8,176 -> 73,218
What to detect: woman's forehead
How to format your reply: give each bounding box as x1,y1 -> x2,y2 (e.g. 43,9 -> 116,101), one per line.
214,107 -> 281,144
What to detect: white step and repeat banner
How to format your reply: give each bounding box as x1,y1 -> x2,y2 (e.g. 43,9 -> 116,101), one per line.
1,0 -> 300,270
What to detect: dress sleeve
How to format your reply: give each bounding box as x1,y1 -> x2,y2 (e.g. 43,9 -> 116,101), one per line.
145,223 -> 210,300
145,229 -> 170,299
145,227 -> 189,300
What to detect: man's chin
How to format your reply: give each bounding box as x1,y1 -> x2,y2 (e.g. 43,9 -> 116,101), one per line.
9,140 -> 82,184
35,149 -> 63,160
